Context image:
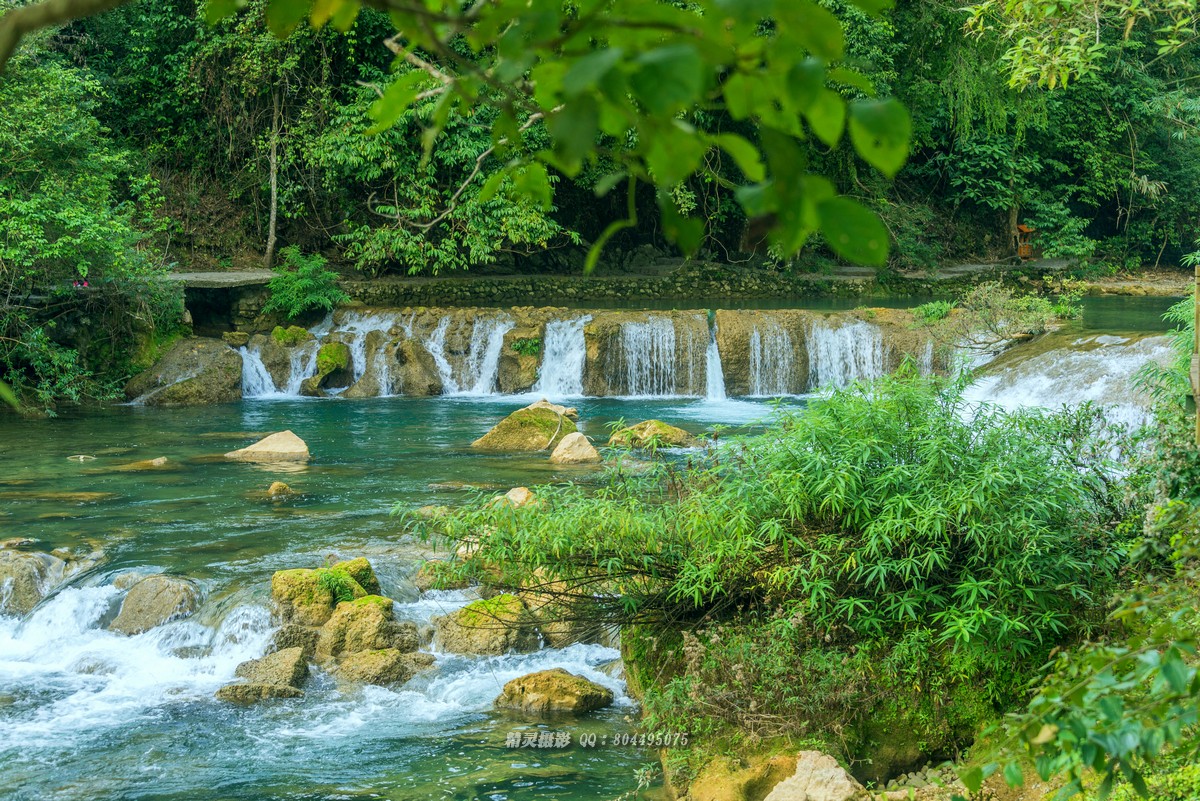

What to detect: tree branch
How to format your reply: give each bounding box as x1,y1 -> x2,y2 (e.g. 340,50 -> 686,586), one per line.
0,0 -> 133,72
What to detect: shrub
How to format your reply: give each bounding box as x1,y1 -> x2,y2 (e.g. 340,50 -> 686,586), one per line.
512,337 -> 542,357
261,247 -> 349,320
913,300 -> 953,324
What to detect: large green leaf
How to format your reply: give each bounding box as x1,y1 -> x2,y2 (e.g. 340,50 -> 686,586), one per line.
266,0 -> 310,37
806,89 -> 846,147
630,45 -> 705,115
819,197 -> 888,266
0,380 -> 17,410
547,96 -> 600,174
848,98 -> 911,178
367,72 -> 426,134
563,48 -> 625,97
714,133 -> 765,182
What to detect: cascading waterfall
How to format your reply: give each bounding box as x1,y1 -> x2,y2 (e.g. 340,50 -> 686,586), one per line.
424,314 -> 514,394
807,319 -> 886,390
748,322 -> 794,396
239,345 -> 277,398
705,323 -> 727,401
621,316 -> 677,396
532,315 -> 591,397
339,311 -> 400,384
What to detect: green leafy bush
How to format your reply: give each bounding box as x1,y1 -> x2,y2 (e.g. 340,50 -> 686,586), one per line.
913,300 -> 953,324
261,247 -> 349,320
512,337 -> 542,357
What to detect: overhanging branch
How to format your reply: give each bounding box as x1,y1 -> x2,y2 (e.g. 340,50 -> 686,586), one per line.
0,0 -> 134,72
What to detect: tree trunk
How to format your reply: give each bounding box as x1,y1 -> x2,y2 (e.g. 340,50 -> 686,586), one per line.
263,88 -> 281,270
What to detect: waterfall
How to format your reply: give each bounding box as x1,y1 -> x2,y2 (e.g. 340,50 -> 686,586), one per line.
284,341 -> 320,395
424,314 -> 514,395
748,322 -> 794,396
238,346 -> 277,398
705,324 -> 727,401
807,319 -> 886,390
622,316 -> 677,396
339,311 -> 399,384
533,316 -> 591,397
918,340 -> 934,376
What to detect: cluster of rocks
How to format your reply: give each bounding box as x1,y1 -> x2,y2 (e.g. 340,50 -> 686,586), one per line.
0,542 -> 103,616
469,398 -> 700,465
880,762 -> 957,794
217,557 -> 433,703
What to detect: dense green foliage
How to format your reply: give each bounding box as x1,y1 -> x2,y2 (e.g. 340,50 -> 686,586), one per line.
0,22 -> 181,409
260,246 -> 349,319
3,0 -> 1194,285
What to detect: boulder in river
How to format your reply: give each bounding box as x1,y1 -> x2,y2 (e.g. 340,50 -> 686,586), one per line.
432,593 -> 540,655
270,624 -> 320,658
233,646 -> 308,688
315,596 -> 418,661
225,430 -> 311,464
493,668 -> 613,715
266,481 -> 294,499
109,574 -> 201,635
124,338 -> 243,406
471,403 -> 577,452
394,339 -> 443,397
108,457 -> 177,472
549,432 -> 601,464
269,559 -> 376,626
608,419 -> 699,449
0,549 -> 68,616
334,648 -> 435,686
215,683 -> 304,703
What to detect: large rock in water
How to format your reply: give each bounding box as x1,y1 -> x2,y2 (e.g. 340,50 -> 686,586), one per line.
432,594 -> 540,655
498,327 -> 543,394
315,596 -> 418,660
233,646 -> 308,688
269,559 -> 377,626
608,419 -> 699,449
472,403 -> 577,452
0,550 -> 69,616
124,338 -> 242,406
225,430 -> 310,463
549,432 -> 601,464
394,339 -> 443,396
493,668 -> 613,715
215,683 -> 304,703
109,574 -> 201,635
762,751 -> 867,801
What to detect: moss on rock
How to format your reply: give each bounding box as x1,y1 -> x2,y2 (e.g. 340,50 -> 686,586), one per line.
271,325 -> 313,347
608,419 -> 699,449
432,593 -> 540,655
472,406 -> 577,452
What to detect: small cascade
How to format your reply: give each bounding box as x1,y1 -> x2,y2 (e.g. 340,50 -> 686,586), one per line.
424,313 -> 514,394
807,319 -> 887,390
621,316 -> 677,397
284,340 -> 320,395
705,322 -> 727,401
239,346 -> 277,397
963,333 -> 1172,428
918,340 -> 935,376
339,311 -> 399,384
533,315 -> 591,397
748,322 -> 794,396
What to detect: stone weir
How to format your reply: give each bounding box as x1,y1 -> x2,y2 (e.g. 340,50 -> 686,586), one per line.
128,306 -> 945,404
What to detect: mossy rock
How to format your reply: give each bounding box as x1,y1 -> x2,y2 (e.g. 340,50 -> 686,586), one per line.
471,406 -> 577,452
332,557 -> 382,595
270,566 -> 367,627
316,342 -> 350,376
608,419 -> 700,449
123,338 -> 242,406
215,682 -> 304,703
272,325 -> 313,347
301,342 -> 353,396
432,593 -> 540,655
315,596 -> 417,661
493,668 -> 614,715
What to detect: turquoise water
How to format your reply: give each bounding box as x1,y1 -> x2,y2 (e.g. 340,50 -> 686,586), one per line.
0,395 -> 782,801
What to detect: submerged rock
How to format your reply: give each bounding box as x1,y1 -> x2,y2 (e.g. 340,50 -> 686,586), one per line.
335,648 -> 435,686
471,403 -> 577,452
215,682 -> 304,703
225,430 -> 311,464
608,419 -> 699,449
124,338 -> 243,406
432,594 -> 539,655
266,481 -> 294,499
109,456 -> 177,472
315,596 -> 418,661
493,668 -> 613,715
109,574 -> 201,635
0,550 -> 68,616
549,432 -> 601,464
762,751 -> 866,801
